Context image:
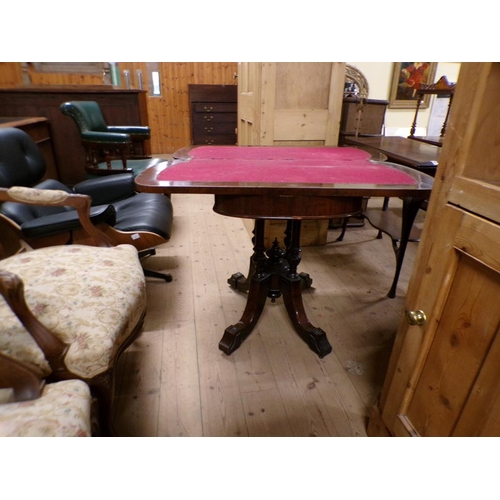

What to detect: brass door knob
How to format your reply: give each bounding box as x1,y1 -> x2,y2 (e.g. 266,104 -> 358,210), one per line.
406,310 -> 427,326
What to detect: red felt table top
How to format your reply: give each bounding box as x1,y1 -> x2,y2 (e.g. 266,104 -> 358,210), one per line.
159,146 -> 418,186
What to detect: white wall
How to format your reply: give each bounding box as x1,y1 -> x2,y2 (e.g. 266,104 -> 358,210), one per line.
346,62 -> 461,136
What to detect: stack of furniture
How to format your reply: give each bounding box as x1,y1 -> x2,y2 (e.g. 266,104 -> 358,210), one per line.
0,184 -> 148,436
0,86 -> 151,185
236,62 -> 346,247
0,127 -> 174,282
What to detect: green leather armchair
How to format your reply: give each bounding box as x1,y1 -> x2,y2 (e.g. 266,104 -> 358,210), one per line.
60,100 -> 163,177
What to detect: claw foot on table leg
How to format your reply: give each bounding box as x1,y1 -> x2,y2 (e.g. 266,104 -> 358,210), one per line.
299,272 -> 312,290
305,328 -> 333,358
227,272 -> 249,292
219,324 -> 250,355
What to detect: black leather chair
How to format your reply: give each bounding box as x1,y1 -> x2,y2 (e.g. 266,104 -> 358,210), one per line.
0,127 -> 173,281
60,100 -> 164,177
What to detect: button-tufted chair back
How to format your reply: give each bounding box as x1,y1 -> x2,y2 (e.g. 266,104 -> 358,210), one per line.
59,101 -> 108,133
0,128 -> 75,228
0,127 -> 46,188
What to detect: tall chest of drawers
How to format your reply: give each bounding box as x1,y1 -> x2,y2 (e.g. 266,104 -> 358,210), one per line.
189,84 -> 237,145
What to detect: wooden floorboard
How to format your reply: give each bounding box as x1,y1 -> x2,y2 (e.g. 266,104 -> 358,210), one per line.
112,194 -> 423,436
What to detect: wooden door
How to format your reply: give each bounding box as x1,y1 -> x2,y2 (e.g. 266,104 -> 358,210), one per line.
387,206 -> 500,436
236,62 -> 262,146
370,62 -> 500,437
237,62 -> 345,146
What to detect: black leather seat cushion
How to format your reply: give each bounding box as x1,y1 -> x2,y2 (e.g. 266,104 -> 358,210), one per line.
21,205 -> 116,238
111,193 -> 173,240
73,174 -> 173,240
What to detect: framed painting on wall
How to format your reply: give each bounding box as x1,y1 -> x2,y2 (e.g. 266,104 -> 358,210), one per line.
389,62 -> 437,109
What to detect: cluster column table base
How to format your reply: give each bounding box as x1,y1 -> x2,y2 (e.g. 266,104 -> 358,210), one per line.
221,219 -> 332,358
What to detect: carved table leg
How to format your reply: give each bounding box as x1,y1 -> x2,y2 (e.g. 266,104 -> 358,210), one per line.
281,275 -> 332,358
282,220 -> 332,357
219,272 -> 271,355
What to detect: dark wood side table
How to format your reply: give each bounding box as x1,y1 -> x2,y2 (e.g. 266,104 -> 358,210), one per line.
342,135 -> 440,176
341,135 -> 440,288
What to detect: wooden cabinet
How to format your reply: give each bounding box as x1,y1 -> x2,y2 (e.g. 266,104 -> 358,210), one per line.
0,86 -> 150,185
189,84 -> 237,145
237,62 -> 345,146
368,62 -> 500,437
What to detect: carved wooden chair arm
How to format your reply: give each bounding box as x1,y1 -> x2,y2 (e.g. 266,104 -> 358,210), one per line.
0,351 -> 45,402
0,270 -> 69,373
0,186 -> 113,248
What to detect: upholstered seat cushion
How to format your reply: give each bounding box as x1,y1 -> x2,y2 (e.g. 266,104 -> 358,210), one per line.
0,244 -> 146,379
0,379 -> 92,437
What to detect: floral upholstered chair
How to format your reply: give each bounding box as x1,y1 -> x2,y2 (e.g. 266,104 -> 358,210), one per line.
0,352 -> 93,437
0,186 -> 147,435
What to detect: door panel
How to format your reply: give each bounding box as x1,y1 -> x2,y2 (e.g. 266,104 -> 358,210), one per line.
391,208 -> 500,436
403,253 -> 500,436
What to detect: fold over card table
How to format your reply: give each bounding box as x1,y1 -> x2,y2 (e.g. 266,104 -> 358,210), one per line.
135,146 -> 433,358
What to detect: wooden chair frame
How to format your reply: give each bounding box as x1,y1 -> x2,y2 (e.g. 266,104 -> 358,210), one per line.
0,186 -> 145,435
